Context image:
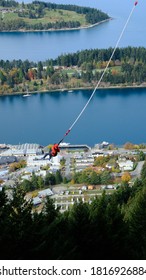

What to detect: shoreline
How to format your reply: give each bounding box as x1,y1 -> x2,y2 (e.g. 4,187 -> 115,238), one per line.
1,83 -> 146,97
0,18 -> 112,33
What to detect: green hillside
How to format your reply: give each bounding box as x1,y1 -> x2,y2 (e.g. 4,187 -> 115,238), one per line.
0,0 -> 110,31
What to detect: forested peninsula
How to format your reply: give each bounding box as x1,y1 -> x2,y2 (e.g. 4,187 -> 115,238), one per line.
0,46 -> 146,95
0,0 -> 110,31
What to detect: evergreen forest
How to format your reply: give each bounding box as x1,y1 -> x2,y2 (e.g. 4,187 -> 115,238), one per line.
0,46 -> 146,94
1,161 -> 146,259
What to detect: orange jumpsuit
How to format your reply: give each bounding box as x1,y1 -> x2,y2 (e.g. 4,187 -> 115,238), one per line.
50,144 -> 60,157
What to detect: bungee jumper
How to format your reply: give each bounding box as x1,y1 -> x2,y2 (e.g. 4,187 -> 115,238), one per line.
42,129 -> 70,160
43,1 -> 138,160
43,143 -> 60,160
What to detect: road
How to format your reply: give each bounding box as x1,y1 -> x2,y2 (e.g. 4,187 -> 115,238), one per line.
131,161 -> 145,177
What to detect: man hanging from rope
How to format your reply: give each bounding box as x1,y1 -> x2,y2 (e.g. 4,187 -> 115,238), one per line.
42,130 -> 70,160
42,143 -> 60,160
50,143 -> 60,158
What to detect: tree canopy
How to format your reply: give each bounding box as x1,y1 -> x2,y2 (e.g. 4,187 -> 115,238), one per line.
1,46 -> 146,94
1,162 -> 146,259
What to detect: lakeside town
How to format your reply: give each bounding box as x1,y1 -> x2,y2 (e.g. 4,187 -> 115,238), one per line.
0,140 -> 145,212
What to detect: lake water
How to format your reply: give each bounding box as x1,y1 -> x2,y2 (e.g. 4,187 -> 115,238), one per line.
0,88 -> 146,146
0,0 -> 146,146
0,0 -> 145,61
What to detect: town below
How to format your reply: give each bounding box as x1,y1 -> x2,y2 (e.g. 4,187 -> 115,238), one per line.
0,141 -> 145,212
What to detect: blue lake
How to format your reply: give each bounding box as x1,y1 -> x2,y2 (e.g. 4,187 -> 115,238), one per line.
0,0 -> 146,146
0,88 -> 146,146
0,0 -> 145,61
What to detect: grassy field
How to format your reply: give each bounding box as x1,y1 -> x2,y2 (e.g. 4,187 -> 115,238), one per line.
1,8 -> 87,26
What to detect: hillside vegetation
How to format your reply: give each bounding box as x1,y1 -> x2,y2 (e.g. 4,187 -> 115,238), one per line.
1,161 -> 146,259
0,46 -> 146,95
0,0 -> 110,31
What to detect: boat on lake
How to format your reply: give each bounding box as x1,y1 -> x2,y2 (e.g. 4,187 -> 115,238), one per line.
59,142 -> 70,147
23,93 -> 31,97
23,88 -> 31,97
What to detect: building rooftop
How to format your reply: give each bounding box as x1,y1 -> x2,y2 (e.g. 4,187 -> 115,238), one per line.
38,188 -> 53,198
33,196 -> 42,206
1,143 -> 43,156
0,156 -> 17,165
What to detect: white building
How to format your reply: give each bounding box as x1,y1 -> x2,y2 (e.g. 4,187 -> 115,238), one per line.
38,188 -> 53,198
27,155 -> 60,170
27,156 -> 51,167
1,143 -> 43,157
118,159 -> 134,171
33,196 -> 42,206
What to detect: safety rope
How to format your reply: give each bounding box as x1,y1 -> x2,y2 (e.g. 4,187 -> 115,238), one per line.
58,1 -> 138,145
